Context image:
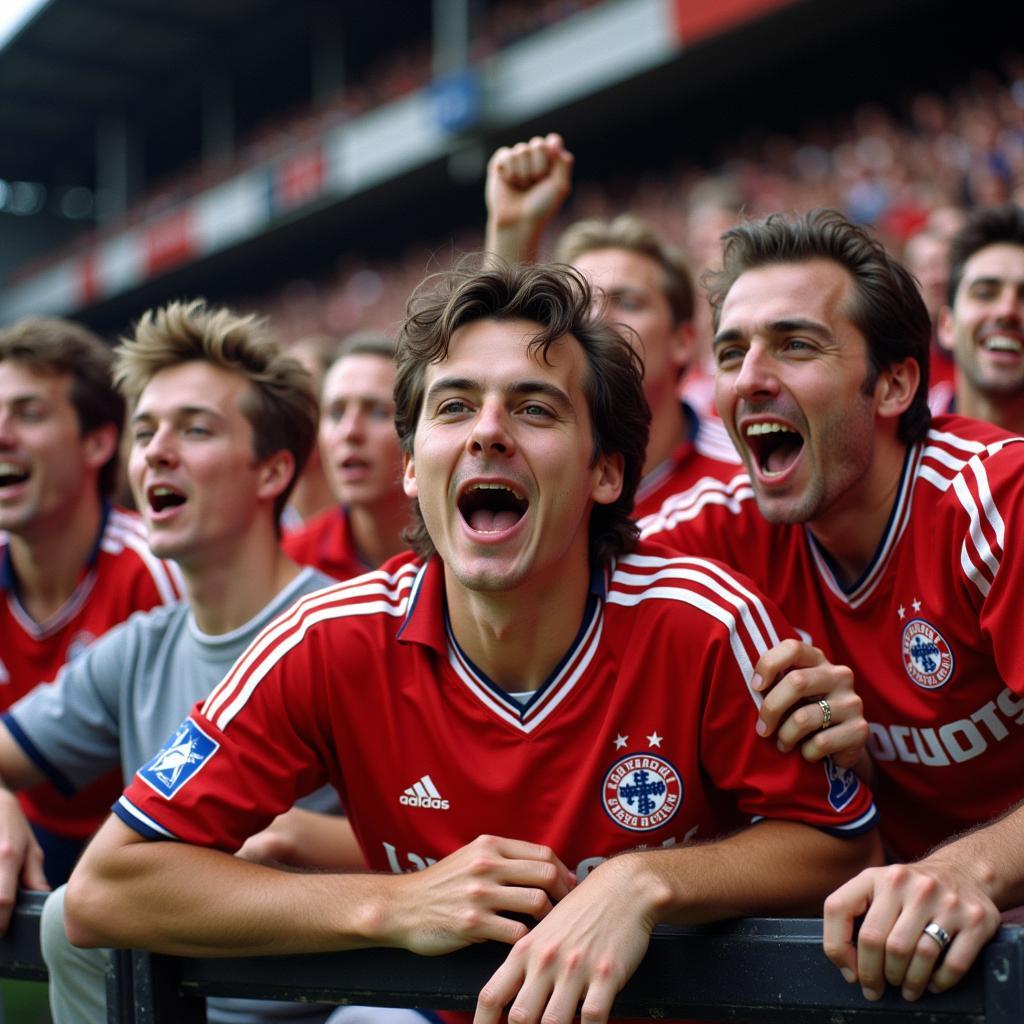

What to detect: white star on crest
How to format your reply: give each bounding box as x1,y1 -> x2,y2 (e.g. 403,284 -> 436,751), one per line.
614,734 -> 628,749
897,604 -> 905,620
912,598 -> 922,612
647,732 -> 663,748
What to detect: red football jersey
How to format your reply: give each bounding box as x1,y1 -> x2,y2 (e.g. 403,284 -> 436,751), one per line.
282,506 -> 371,582
632,414 -> 742,520
1,506 -> 182,839
640,415 -> 1024,861
118,544 -> 876,885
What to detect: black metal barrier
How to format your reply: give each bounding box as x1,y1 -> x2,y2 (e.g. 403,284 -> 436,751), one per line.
125,918 -> 1024,1024
0,889 -> 47,982
1,893 -> 1022,1023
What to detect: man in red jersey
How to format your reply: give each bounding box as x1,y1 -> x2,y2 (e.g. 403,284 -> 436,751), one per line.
0,317 -> 181,886
937,202 -> 1024,432
485,133 -> 741,516
66,261 -> 878,1024
639,209 -> 1024,1004
284,333 -> 411,578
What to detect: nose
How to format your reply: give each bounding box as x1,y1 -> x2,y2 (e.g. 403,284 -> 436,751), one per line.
468,399 -> 514,457
0,409 -> 14,447
992,284 -> 1024,324
143,423 -> 179,467
731,343 -> 780,402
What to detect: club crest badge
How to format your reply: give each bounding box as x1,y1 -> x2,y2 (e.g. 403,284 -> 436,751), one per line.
901,618 -> 954,690
139,717 -> 219,799
823,757 -> 859,811
602,753 -> 682,832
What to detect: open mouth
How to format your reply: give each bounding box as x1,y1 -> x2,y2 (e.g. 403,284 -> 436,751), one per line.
980,334 -> 1023,356
458,482 -> 529,534
0,462 -> 29,489
744,421 -> 804,478
148,485 -> 186,513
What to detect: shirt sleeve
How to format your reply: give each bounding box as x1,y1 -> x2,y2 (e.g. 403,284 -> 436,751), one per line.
116,621 -> 335,851
3,619 -> 131,794
951,441 -> 1024,695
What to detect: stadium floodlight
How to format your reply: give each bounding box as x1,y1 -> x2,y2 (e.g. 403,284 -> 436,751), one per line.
0,0 -> 50,52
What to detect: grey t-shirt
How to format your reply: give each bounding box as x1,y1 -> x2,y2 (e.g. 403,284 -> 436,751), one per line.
7,566 -> 342,1024
5,565 -> 338,818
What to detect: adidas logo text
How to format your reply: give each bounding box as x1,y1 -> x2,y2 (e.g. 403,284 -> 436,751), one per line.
399,774 -> 449,811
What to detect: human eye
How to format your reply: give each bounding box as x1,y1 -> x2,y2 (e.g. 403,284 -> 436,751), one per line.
437,397 -> 472,416
369,404 -> 394,422
783,336 -> 816,355
713,344 -> 745,369
518,400 -> 554,419
131,425 -> 154,444
17,401 -> 47,423
184,419 -> 213,438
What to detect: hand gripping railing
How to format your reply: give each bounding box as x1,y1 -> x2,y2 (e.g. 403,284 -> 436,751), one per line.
117,918 -> 1024,1024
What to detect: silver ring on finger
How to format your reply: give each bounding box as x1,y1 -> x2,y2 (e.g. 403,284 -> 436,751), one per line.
818,698 -> 832,730
923,922 -> 951,952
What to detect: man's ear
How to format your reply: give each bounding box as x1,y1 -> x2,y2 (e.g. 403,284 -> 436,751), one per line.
936,305 -> 956,352
875,356 -> 921,421
670,320 -> 697,379
591,451 -> 624,507
82,423 -> 119,472
257,450 -> 296,502
402,451 -> 418,499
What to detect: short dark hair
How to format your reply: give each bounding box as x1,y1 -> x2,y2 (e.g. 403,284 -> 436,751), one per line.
0,317 -> 123,496
555,214 -> 695,326
706,209 -> 932,444
947,202 -> 1024,305
113,300 -> 318,531
395,259 -> 650,567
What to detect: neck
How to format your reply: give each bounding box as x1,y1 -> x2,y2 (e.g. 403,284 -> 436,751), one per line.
7,494 -> 104,624
288,467 -> 335,523
444,551 -> 593,693
348,500 -> 411,569
183,520 -> 301,635
807,434 -> 910,588
956,376 -> 1024,435
643,393 -> 686,478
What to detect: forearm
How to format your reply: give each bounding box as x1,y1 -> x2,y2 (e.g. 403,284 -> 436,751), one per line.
65,817 -> 395,956
484,219 -> 545,266
616,821 -> 882,926
0,723 -> 47,790
925,801 -> 1024,910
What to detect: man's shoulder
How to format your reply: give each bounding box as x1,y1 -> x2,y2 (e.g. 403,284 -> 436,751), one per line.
917,416 -> 1024,500
97,507 -> 183,601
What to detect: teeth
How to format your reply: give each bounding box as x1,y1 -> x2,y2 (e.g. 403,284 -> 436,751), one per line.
152,486 -> 176,496
470,482 -> 524,499
983,335 -> 1023,354
745,422 -> 795,437
0,462 -> 25,475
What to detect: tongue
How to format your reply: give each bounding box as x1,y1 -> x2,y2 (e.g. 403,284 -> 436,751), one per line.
765,444 -> 797,474
469,509 -> 520,533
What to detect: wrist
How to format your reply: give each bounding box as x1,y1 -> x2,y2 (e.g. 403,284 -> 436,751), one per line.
592,851 -> 674,925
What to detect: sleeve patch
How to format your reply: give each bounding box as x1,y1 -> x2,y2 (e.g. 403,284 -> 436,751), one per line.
824,757 -> 859,812
137,717 -> 219,799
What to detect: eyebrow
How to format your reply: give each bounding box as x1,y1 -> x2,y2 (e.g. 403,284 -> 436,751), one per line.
425,376 -> 575,413
712,318 -> 831,348
130,405 -> 226,425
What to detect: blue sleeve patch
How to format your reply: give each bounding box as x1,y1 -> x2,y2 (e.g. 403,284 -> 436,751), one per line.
137,717 -> 219,800
823,757 -> 859,811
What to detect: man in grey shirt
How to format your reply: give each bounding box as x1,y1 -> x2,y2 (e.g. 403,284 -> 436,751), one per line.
0,300 -> 347,1023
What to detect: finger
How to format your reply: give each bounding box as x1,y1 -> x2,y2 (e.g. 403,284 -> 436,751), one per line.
823,880 -> 869,983
579,970 -> 620,1024
752,639 -> 814,692
799,718 -> 868,767
532,971 -> 586,1024
899,929 -> 947,1001
857,901 -> 916,1000
526,136 -> 551,180
21,842 -> 50,893
492,858 -> 573,902
476,955 -> 524,1024
929,929 -> 987,993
